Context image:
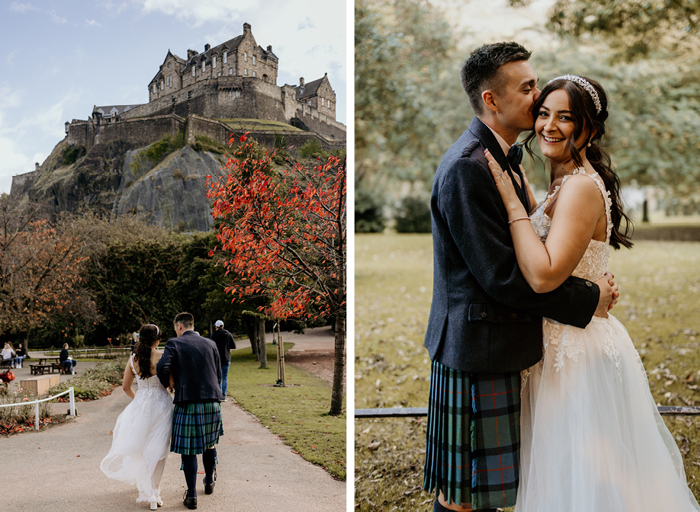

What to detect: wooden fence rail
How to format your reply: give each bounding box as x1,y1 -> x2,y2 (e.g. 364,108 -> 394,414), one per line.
355,405 -> 700,419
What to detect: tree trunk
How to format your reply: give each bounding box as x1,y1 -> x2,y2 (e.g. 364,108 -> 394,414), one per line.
24,330 -> 30,355
329,314 -> 345,416
257,318 -> 267,369
245,317 -> 259,360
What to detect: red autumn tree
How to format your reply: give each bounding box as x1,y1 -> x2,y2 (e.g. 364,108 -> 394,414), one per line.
207,135 -> 347,416
0,195 -> 97,350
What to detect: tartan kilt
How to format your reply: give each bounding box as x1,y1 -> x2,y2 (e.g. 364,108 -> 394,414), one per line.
170,401 -> 224,455
423,359 -> 521,509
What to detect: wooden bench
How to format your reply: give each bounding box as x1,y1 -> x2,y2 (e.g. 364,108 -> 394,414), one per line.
30,364 -> 60,375
0,359 -> 12,369
36,357 -> 60,365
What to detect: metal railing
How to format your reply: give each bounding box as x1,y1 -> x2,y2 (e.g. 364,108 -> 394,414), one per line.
0,387 -> 76,430
355,405 -> 700,418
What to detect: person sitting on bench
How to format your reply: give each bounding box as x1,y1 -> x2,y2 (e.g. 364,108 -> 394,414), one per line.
59,343 -> 77,375
2,343 -> 16,368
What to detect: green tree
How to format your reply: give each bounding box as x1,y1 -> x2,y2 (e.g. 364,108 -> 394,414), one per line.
355,0 -> 465,228
510,0 -> 700,59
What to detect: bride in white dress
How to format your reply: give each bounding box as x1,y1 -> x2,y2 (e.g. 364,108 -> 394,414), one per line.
101,324 -> 174,510
485,75 -> 700,511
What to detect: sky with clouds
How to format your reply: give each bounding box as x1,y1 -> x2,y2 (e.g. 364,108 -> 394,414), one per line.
0,0 -> 347,194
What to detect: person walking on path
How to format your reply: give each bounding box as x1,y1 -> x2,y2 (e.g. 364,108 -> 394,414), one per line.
101,324 -> 173,510
157,312 -> 224,510
211,320 -> 236,399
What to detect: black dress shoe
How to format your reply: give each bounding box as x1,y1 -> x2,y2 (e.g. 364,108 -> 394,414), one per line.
204,468 -> 217,495
183,491 -> 197,509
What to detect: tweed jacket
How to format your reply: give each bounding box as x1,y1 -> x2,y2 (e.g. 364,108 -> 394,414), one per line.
425,116 -> 600,373
157,330 -> 224,404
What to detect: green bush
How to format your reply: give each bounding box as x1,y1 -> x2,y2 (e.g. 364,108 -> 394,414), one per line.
192,134 -> 228,154
395,196 -> 431,233
0,388 -> 53,434
143,130 -> 185,164
48,358 -> 127,401
355,186 -> 385,233
299,138 -> 328,159
61,145 -> 85,166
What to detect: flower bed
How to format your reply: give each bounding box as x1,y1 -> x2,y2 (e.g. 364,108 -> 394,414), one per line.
48,358 -> 127,401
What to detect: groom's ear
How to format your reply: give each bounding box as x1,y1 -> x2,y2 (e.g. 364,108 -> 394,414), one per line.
481,89 -> 499,113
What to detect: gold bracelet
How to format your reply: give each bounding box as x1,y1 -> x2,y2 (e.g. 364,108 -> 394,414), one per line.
508,216 -> 530,225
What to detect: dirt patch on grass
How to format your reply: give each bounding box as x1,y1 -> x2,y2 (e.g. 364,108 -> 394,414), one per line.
285,350 -> 334,383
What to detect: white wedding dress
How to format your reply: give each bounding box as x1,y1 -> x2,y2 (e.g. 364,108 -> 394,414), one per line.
101,355 -> 173,505
515,170 -> 700,511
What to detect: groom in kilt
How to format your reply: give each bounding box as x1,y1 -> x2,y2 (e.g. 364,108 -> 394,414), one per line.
157,312 -> 224,509
423,42 -> 617,511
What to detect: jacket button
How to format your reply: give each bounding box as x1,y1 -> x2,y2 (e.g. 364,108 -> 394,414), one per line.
511,313 -> 517,320
586,281 -> 592,287
481,312 -> 487,318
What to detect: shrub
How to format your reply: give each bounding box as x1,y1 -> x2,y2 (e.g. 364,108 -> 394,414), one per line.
395,196 -> 432,233
299,138 -> 328,159
0,387 -> 53,434
61,145 -> 85,166
143,130 -> 185,164
48,358 -> 127,401
192,134 -> 228,154
355,186 -> 385,233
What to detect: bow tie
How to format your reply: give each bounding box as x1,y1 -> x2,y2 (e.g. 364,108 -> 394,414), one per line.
508,143 -> 523,170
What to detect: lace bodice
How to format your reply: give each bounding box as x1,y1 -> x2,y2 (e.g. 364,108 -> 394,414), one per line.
529,168 -> 612,282
130,355 -> 168,394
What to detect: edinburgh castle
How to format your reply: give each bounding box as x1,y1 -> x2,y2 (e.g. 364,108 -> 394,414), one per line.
10,23 -> 345,231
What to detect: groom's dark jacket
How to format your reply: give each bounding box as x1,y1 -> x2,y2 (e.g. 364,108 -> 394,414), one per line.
425,117 -> 600,373
157,330 -> 224,404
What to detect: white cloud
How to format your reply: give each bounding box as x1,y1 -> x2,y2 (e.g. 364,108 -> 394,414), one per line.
6,48 -> 20,66
0,88 -> 81,194
10,2 -> 68,24
85,18 -> 102,27
9,2 -> 38,13
297,16 -> 315,31
140,0 -> 253,26
0,82 -> 24,109
104,1 -> 129,15
49,10 -> 67,24
0,127 -> 34,195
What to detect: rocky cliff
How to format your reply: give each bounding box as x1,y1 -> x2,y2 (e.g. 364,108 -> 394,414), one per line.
19,137 -> 226,232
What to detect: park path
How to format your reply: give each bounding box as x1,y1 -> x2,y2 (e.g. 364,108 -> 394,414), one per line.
1,328 -> 345,512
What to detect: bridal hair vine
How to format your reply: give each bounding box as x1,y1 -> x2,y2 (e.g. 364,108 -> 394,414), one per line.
547,74 -> 602,115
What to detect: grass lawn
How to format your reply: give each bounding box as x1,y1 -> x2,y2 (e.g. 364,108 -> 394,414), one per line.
228,343 -> 346,480
355,233 -> 700,511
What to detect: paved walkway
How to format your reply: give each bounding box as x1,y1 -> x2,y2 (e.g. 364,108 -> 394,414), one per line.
1,328 -> 345,511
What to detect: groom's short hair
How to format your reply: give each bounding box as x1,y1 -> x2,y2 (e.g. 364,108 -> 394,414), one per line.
174,312 -> 194,329
460,42 -> 532,116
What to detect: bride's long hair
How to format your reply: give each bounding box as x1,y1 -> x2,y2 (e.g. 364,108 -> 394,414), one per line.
524,76 -> 634,250
134,324 -> 160,379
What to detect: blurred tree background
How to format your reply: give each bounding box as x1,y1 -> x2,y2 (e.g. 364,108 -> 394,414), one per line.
356,0 -> 700,230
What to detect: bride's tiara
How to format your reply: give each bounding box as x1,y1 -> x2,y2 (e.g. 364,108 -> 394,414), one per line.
547,74 -> 602,115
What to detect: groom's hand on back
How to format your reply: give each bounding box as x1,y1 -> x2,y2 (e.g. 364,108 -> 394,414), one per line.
594,271 -> 619,318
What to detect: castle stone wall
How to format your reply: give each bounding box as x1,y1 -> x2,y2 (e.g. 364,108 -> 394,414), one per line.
294,104 -> 346,142
10,169 -> 40,198
124,76 -> 288,123
94,115 -> 186,148
184,114 -> 343,153
67,120 -> 93,149
121,75 -> 346,142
